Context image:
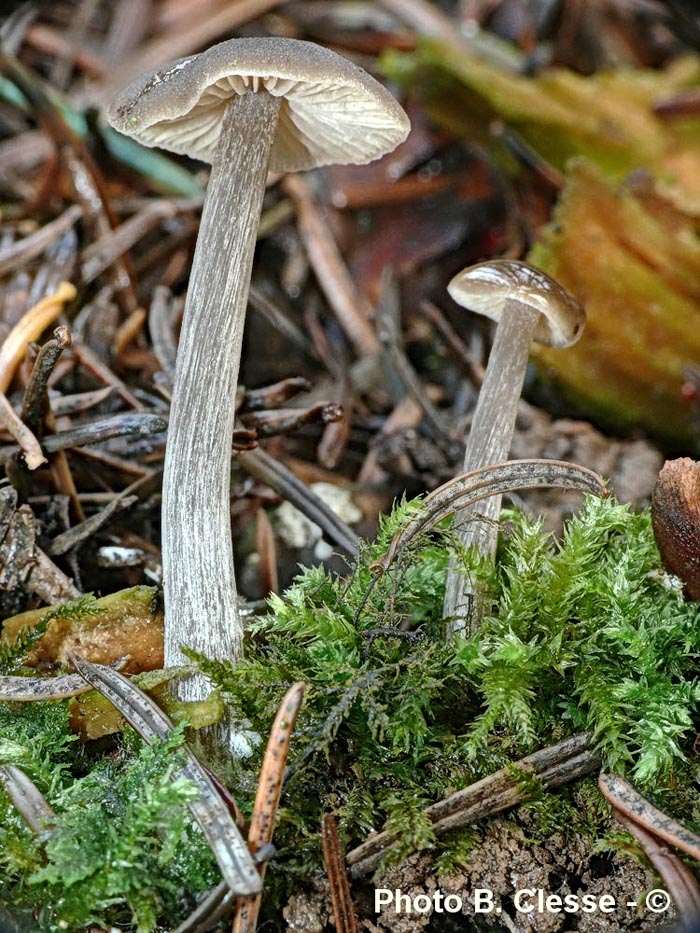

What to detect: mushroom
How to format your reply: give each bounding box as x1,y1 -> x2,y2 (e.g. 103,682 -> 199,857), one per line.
441,259 -> 585,627
108,39 -> 409,699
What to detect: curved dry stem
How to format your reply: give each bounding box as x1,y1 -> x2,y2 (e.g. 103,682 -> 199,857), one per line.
371,458 -> 607,575
599,774 -> 700,861
612,811 -> 700,926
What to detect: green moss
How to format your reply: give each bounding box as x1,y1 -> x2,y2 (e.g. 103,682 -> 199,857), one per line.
1,496 -> 700,930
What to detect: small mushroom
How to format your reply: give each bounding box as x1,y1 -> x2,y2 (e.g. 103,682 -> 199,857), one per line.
442,259 -> 585,626
108,39 -> 409,698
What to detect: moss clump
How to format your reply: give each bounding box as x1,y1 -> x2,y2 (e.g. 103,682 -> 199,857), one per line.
1,496 -> 700,931
0,710 -> 217,932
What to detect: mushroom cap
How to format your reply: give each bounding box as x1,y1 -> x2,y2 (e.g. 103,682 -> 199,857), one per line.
447,259 -> 585,348
108,37 -> 410,172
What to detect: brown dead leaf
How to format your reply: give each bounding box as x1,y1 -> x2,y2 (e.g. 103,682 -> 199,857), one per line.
2,585 -> 163,674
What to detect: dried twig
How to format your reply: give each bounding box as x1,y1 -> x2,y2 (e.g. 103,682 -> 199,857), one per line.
347,733 -> 598,876
248,283 -> 316,358
148,285 -> 179,379
71,340 -> 144,410
255,507 -> 279,596
97,0 -> 287,103
377,272 -> 459,453
240,403 -> 342,438
81,200 -> 177,284
0,206 -> 82,276
321,814 -> 359,933
237,448 -> 359,558
0,413 -> 166,464
21,325 -> 72,434
46,494 -> 138,556
51,386 -> 114,416
240,378 -> 311,412
378,0 -> 465,46
0,390 -> 45,469
0,487 -> 80,602
0,49 -> 139,315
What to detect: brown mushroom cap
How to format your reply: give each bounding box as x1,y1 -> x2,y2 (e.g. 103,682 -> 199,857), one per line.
108,37 -> 410,171
447,259 -> 586,348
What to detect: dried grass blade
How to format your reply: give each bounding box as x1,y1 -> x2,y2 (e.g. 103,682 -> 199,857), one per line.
0,658 -> 127,702
232,682 -> 305,933
66,653 -> 262,896
613,810 -> 700,927
0,764 -> 56,833
599,774 -> 700,861
282,174 -> 379,357
373,459 -> 607,573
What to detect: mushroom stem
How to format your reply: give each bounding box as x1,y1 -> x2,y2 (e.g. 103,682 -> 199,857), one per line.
162,91 -> 281,696
443,298 -> 539,629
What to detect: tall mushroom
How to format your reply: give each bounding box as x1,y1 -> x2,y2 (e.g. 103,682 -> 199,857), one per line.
442,260 -> 585,629
108,39 -> 409,700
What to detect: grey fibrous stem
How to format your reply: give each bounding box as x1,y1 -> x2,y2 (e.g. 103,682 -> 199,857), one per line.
443,298 -> 539,630
161,91 -> 281,698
